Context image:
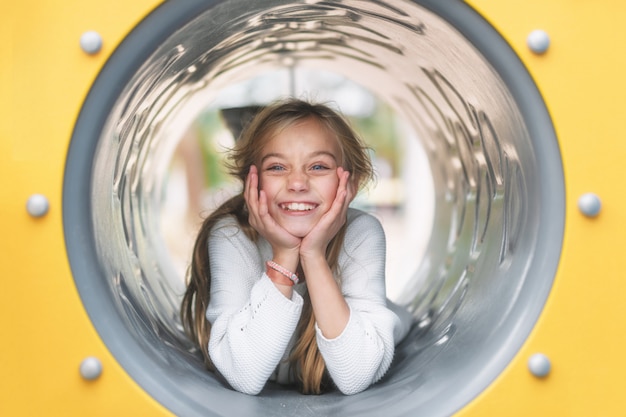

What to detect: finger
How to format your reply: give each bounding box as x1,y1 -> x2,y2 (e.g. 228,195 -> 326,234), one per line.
249,165 -> 259,194
337,166 -> 357,206
335,171 -> 353,220
243,166 -> 252,200
338,167 -> 349,188
256,190 -> 280,232
245,167 -> 264,230
336,169 -> 351,207
337,166 -> 346,186
258,189 -> 269,217
245,166 -> 259,207
345,171 -> 356,203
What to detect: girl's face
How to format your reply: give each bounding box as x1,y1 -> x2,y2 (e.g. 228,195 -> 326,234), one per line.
258,118 -> 343,238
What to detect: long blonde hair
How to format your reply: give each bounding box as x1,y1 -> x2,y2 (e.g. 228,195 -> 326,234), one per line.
180,97 -> 374,394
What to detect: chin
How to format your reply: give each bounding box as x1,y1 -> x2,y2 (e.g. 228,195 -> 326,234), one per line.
283,223 -> 314,238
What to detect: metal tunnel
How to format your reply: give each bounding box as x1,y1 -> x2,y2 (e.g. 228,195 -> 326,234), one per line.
63,0 -> 564,415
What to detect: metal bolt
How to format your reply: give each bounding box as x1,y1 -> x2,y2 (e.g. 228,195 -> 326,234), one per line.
578,193 -> 602,217
80,31 -> 103,55
528,353 -> 551,378
527,30 -> 550,54
79,357 -> 103,380
26,194 -> 49,217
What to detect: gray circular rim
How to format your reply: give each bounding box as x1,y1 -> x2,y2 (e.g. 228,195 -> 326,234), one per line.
63,1 -> 564,416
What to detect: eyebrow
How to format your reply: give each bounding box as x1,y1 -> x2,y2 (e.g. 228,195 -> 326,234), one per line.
260,151 -> 338,164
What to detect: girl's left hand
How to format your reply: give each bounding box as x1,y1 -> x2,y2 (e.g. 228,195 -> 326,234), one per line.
299,167 -> 355,260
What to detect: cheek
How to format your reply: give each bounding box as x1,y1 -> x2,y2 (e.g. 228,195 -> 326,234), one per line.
320,178 -> 340,200
259,176 -> 279,199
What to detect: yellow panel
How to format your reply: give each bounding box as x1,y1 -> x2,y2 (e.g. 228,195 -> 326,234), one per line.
0,1 -> 172,416
2,0 -> 625,416
460,1 -> 626,416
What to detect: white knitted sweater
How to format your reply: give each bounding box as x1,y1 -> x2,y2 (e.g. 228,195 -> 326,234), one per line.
205,208 -> 410,395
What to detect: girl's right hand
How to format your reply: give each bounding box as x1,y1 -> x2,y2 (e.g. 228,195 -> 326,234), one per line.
244,166 -> 301,262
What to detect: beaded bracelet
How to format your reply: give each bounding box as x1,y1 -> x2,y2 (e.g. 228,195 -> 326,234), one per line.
266,260 -> 300,285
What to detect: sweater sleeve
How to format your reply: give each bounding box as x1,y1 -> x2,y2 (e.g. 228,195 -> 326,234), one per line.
315,210 -> 404,395
205,219 -> 303,395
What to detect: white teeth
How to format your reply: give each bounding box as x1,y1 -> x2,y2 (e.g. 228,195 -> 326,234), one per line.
282,202 -> 315,211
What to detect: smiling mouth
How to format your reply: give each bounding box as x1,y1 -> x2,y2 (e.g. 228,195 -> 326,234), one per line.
279,202 -> 318,212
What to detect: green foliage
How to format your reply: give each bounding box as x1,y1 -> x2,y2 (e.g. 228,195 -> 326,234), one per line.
349,102 -> 404,177
195,110 -> 232,188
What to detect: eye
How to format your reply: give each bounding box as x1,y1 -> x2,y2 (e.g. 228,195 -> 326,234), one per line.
266,164 -> 285,172
311,164 -> 329,171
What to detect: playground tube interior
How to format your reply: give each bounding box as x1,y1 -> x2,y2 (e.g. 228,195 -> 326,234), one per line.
2,0 -> 626,416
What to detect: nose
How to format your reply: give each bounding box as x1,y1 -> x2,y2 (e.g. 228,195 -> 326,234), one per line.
287,169 -> 308,192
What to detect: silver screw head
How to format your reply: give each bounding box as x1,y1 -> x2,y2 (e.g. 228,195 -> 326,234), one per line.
79,357 -> 103,380
527,29 -> 550,54
80,31 -> 103,55
528,353 -> 551,377
578,192 -> 602,217
26,194 -> 49,217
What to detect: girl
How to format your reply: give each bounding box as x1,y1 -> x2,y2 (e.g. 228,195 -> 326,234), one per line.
181,98 -> 410,396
